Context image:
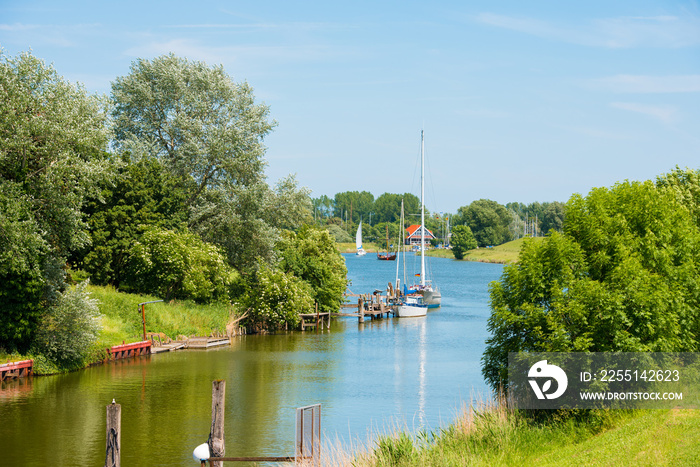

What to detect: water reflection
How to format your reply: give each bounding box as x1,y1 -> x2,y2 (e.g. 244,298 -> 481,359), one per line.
0,257 -> 503,466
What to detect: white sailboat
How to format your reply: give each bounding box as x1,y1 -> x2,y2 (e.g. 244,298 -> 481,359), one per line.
356,221 -> 366,256
397,199 -> 427,317
408,130 -> 441,308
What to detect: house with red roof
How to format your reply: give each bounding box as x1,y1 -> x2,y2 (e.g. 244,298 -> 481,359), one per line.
405,224 -> 436,247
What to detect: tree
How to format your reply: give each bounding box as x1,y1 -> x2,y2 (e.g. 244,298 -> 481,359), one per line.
278,225 -> 348,313
450,225 -> 477,259
458,199 -> 511,247
32,281 -> 102,366
74,157 -> 191,287
482,177 -> 700,393
124,227 -> 235,303
0,51 -> 111,351
111,53 -> 275,205
333,191 -> 375,225
238,262 -> 314,331
540,201 -> 565,233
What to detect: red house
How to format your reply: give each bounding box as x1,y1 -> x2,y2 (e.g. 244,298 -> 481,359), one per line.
405,225 -> 436,247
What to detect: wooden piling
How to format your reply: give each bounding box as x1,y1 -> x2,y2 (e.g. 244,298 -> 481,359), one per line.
105,400 -> 121,467
358,297 -> 364,323
209,380 -> 226,467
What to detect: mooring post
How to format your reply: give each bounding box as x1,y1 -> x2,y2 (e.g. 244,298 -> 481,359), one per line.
358,297 -> 364,323
209,380 -> 226,467
105,400 -> 121,467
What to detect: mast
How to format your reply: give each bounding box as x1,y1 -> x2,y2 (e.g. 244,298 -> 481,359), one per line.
420,130 -> 426,287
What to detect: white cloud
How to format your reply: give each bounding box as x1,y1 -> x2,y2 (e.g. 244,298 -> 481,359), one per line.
474,12 -> 700,48
593,75 -> 700,93
610,102 -> 677,123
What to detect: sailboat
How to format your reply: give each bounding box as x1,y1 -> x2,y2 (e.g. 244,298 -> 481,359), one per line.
377,225 -> 397,260
355,221 -> 366,256
397,199 -> 427,317
407,130 -> 441,308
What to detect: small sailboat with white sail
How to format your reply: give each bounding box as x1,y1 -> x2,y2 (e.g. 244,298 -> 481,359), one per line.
356,221 -> 366,256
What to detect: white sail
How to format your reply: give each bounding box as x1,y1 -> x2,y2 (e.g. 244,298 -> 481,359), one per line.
356,221 -> 366,255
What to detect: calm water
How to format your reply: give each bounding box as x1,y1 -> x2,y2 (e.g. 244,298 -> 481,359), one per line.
0,254 -> 503,466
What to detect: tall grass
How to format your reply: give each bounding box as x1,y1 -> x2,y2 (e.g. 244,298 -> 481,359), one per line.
309,397 -> 658,467
88,284 -> 234,346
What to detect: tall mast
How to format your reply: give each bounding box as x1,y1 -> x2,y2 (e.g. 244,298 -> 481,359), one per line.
420,130 -> 426,287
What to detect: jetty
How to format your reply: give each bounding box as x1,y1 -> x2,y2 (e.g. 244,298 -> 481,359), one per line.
0,359 -> 33,381
107,341 -> 151,360
338,288 -> 399,322
186,336 -> 230,349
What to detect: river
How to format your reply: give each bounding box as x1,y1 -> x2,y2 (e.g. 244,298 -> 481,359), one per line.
0,254 -> 503,466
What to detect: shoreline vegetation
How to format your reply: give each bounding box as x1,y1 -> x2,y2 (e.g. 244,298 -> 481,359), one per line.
338,237 -> 543,264
325,402 -> 700,466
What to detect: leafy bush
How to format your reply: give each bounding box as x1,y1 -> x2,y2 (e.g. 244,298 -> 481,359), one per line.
238,263 -> 314,331
278,225 -> 348,313
32,281 -> 102,365
450,224 -> 477,259
124,227 -> 234,303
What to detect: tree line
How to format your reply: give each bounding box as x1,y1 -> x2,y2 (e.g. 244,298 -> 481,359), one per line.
313,191 -> 566,250
0,51 -> 345,364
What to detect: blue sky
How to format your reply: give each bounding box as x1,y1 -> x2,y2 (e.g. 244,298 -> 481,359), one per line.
1,1 -> 699,213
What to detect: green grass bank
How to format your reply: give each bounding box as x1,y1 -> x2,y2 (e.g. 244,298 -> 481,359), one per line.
334,404 -> 700,466
0,284 -> 236,375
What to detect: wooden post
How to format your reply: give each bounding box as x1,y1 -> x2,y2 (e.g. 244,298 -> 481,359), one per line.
358,297 -> 364,323
209,380 -> 226,467
315,302 -> 319,330
105,400 -> 121,467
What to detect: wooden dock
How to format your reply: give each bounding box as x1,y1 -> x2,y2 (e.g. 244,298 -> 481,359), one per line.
0,359 -> 33,381
299,312 -> 331,330
151,342 -> 187,354
186,336 -> 230,349
107,341 -> 152,360
338,293 -> 397,322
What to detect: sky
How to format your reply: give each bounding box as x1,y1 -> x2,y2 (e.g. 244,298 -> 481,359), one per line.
1,0 -> 699,214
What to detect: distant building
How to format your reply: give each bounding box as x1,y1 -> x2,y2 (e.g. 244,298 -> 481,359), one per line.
405,225 -> 436,247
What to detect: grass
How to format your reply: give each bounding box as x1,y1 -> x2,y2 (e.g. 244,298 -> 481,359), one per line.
1,283 -> 237,374
422,237 -> 546,264
317,400 -> 700,467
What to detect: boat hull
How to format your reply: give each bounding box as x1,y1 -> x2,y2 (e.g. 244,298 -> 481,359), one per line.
421,289 -> 441,308
397,303 -> 427,317
397,295 -> 428,317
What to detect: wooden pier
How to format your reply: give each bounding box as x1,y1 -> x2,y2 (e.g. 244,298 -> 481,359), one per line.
107,341 -> 151,360
0,359 -> 33,381
186,336 -> 230,349
299,312 -> 331,330
338,292 -> 397,322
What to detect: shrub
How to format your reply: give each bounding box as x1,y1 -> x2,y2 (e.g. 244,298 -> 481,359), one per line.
32,281 -> 102,365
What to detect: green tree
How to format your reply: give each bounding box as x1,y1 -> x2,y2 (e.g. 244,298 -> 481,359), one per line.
74,157 -> 191,287
278,225 -> 348,313
111,53 -> 275,204
482,178 -> 700,392
0,51 -> 111,351
540,201 -> 565,233
124,227 -> 235,303
334,191 -> 375,225
238,262 -> 314,331
32,281 -> 102,366
111,54 -> 295,271
458,199 -> 511,247
450,225 -> 477,259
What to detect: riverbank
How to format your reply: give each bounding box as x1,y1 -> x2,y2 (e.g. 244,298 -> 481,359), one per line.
0,284 -> 236,375
339,237 -> 544,264
332,404 -> 700,466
